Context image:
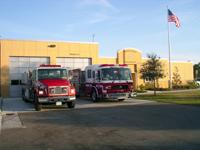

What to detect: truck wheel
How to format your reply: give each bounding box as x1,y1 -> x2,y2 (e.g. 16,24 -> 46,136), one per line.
34,94 -> 41,111
22,89 -> 27,102
118,99 -> 125,102
67,101 -> 75,108
91,90 -> 98,102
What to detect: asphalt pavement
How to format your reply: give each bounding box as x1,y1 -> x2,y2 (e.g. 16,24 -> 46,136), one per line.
0,98 -> 200,150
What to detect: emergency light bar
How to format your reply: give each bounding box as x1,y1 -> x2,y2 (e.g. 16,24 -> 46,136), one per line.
100,64 -> 115,67
40,64 -> 61,67
119,64 -> 128,67
100,64 -> 128,67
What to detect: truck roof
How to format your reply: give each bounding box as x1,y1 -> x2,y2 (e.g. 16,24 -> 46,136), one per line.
37,64 -> 69,70
85,64 -> 129,70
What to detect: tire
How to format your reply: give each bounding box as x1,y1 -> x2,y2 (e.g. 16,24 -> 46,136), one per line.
22,89 -> 30,102
67,101 -> 75,108
21,89 -> 27,102
23,97 -> 29,103
118,99 -> 125,102
91,90 -> 98,102
34,94 -> 41,111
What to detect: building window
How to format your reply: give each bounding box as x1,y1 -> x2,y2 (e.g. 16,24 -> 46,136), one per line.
11,80 -> 22,85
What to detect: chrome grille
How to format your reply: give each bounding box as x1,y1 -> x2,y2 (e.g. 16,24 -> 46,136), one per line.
49,86 -> 68,94
55,87 -> 62,94
112,85 -> 128,90
109,93 -> 127,97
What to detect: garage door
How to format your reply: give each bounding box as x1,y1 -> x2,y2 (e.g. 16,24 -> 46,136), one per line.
9,57 -> 50,97
56,58 -> 92,70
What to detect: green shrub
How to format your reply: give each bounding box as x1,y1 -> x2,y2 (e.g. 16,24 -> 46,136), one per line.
144,82 -> 154,90
138,84 -> 145,91
186,81 -> 200,89
140,82 -> 169,91
137,84 -> 147,93
173,81 -> 200,89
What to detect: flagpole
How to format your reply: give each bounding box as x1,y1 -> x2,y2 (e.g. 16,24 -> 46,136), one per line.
167,6 -> 172,89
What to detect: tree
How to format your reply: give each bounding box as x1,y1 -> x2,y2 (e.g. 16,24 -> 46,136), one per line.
194,63 -> 200,80
172,66 -> 182,88
140,53 -> 165,95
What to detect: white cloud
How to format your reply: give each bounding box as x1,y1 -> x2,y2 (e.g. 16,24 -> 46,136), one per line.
79,0 -> 117,11
75,0 -> 119,25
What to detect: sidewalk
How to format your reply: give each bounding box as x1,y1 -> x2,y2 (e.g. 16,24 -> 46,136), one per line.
1,98 -> 34,114
0,98 -> 34,132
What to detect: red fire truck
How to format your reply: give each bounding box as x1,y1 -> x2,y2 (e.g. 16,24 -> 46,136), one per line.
22,64 -> 76,111
71,64 -> 136,102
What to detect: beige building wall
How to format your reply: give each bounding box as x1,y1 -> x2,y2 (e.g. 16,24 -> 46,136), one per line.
172,62 -> 193,84
0,39 -> 99,97
98,57 -> 117,64
0,39 -> 194,97
117,48 -> 194,89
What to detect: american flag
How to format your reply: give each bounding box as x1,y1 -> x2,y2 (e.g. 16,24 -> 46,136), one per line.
168,9 -> 180,28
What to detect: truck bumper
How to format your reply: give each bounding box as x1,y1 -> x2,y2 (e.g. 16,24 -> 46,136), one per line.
103,92 -> 137,100
38,96 -> 76,104
104,93 -> 129,100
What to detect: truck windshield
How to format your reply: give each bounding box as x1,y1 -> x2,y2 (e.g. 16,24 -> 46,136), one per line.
38,69 -> 68,80
101,68 -> 132,81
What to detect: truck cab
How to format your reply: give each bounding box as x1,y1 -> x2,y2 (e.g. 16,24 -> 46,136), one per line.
84,64 -> 135,102
22,65 -> 76,111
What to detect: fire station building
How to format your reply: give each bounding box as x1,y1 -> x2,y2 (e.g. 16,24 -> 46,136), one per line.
0,39 -> 193,97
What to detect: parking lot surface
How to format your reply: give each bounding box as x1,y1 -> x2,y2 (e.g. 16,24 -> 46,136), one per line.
0,98 -> 200,150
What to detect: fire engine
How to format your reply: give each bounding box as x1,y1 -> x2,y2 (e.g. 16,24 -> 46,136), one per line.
22,64 -> 76,111
71,64 -> 136,102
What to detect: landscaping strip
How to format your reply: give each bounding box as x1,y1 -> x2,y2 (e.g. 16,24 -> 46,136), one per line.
135,90 -> 200,106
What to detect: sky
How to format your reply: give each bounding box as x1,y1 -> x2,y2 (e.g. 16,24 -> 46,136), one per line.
0,0 -> 199,63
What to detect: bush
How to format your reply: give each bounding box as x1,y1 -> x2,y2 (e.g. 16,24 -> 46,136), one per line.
137,84 -> 147,93
173,81 -> 200,89
139,82 -> 169,91
186,81 -> 200,89
138,84 -> 145,91
144,82 -> 154,90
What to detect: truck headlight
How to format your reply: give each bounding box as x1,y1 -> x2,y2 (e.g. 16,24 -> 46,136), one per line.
70,88 -> 75,95
38,90 -> 44,95
104,85 -> 111,90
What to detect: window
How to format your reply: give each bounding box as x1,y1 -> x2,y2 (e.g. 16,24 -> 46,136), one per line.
96,70 -> 101,81
11,80 -> 22,85
92,71 -> 95,78
37,69 -> 68,80
101,68 -> 132,81
87,70 -> 92,78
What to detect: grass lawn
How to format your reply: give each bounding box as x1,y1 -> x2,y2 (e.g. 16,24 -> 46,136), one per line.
135,90 -> 200,106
